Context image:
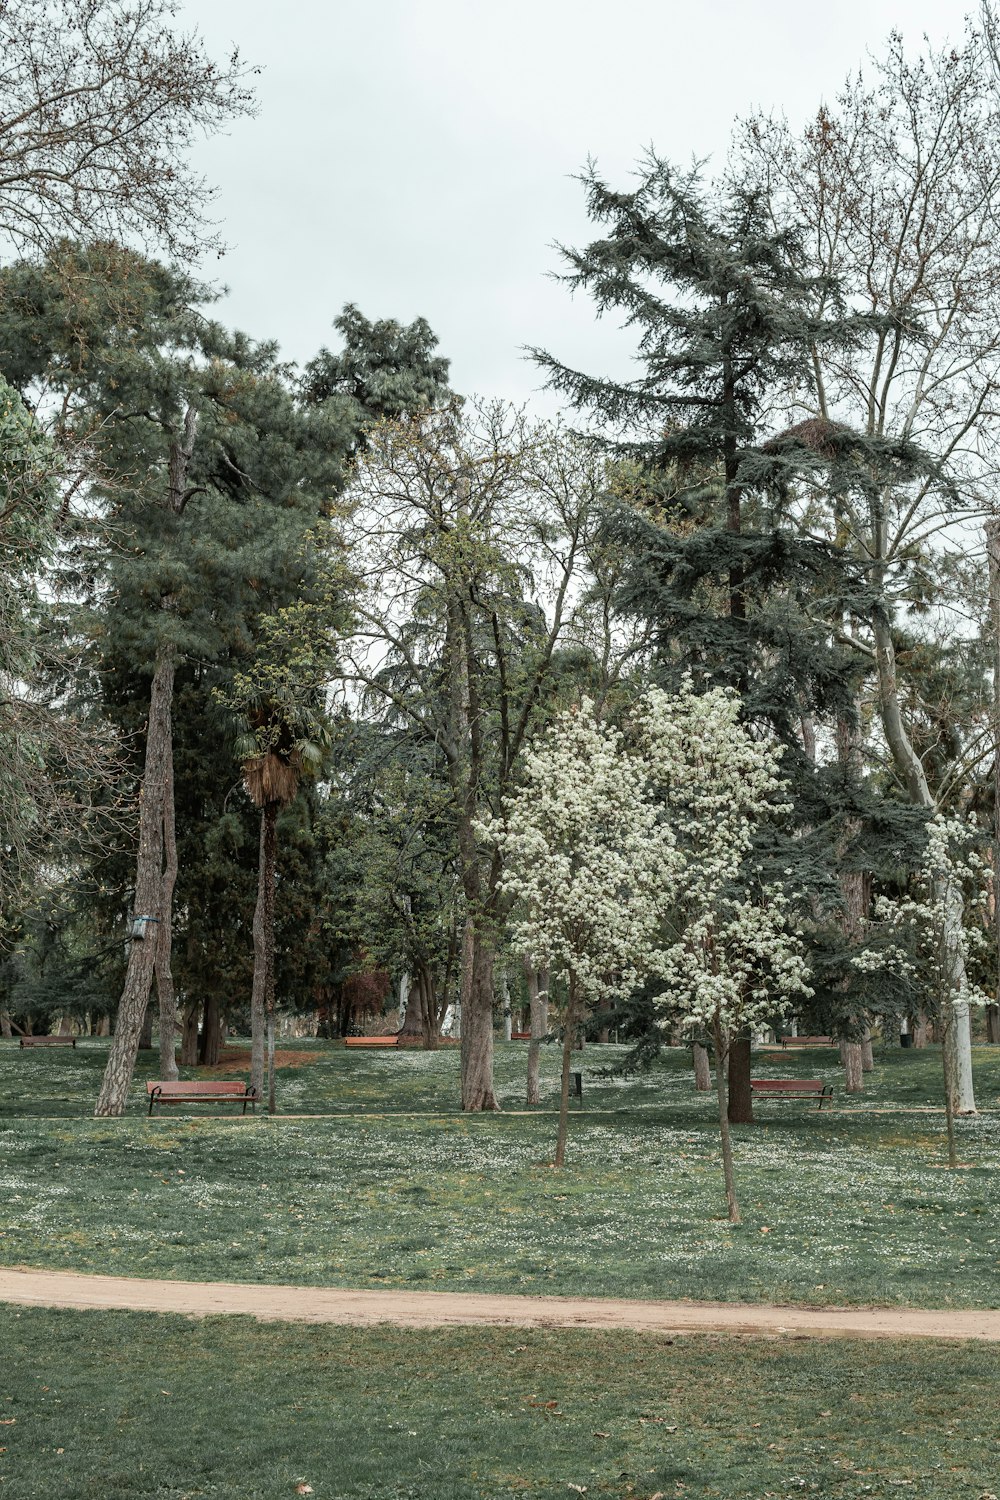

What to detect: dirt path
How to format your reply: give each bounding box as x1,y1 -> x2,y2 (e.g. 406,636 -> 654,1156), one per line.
0,1267 -> 995,1340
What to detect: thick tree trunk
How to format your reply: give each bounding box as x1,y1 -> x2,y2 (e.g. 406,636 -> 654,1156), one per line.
198,993 -> 222,1067
843,1042 -> 863,1092
727,1035 -> 753,1123
397,971 -> 425,1040
987,517 -> 1000,1045
180,1002 -> 199,1066
460,928 -> 498,1110
95,644 -> 175,1116
525,963 -> 549,1106
419,969 -> 439,1051
713,1016 -> 741,1223
693,1042 -> 711,1091
0,1009 -> 11,1039
554,976 -> 578,1167
872,609 -> 976,1113
154,725 -> 179,1081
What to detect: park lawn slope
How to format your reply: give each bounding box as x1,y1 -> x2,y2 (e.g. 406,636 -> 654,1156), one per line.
0,1306 -> 996,1499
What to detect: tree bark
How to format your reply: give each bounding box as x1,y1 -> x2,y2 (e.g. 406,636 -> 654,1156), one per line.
713,1016 -> 741,1223
987,516 -> 1000,1046
180,1001 -> 199,1066
525,963 -> 549,1106
0,1009 -> 11,1039
460,928 -> 498,1110
693,1042 -> 711,1091
198,992 -> 222,1067
872,608 -> 976,1113
154,720 -> 179,1081
727,1035 -> 753,1123
843,1042 -> 863,1092
861,1029 -> 874,1071
554,975 -> 577,1167
250,800 -> 277,1104
95,642 -> 175,1115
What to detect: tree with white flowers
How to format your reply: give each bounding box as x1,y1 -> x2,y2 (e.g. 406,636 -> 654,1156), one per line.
486,698 -> 676,1167
642,681 -> 813,1224
854,815 -> 989,1168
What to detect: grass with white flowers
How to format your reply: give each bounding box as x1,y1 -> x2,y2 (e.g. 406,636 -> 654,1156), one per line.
1,1038 -> 998,1307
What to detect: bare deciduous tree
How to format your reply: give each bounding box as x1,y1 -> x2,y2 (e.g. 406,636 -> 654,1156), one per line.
0,0 -> 257,260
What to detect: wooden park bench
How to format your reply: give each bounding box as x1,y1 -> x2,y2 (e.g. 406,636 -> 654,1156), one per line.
780,1035 -> 833,1048
344,1036 -> 399,1048
146,1080 -> 259,1115
511,1031 -> 532,1041
19,1034 -> 76,1048
750,1079 -> 834,1109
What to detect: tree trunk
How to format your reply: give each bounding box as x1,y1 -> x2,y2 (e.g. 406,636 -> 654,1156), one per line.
95,643 -> 175,1116
861,1029 -> 874,1071
987,516 -> 1000,1046
198,992 -> 222,1067
419,969 -> 439,1051
872,608 -> 976,1113
501,967 -> 512,1042
250,800 -> 278,1107
460,928 -> 498,1111
0,1009 -> 11,1039
727,1035 -> 753,1123
554,975 -> 577,1167
843,1042 -> 863,1092
397,971 -> 425,1040
180,1002 -> 199,1066
525,963 -> 549,1106
713,1016 -> 741,1223
693,1042 -> 711,1091
397,971 -> 410,1031
154,722 -> 179,1081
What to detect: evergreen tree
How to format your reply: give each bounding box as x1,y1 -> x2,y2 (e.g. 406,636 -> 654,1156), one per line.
533,157 -> 863,1118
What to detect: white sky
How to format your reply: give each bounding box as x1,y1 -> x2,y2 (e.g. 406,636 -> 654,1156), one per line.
189,0 -> 981,416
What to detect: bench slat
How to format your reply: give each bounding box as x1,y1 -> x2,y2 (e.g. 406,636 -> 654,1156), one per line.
344,1037 -> 399,1048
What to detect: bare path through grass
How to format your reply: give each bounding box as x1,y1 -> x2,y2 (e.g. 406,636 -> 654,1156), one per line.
0,1266 -> 996,1339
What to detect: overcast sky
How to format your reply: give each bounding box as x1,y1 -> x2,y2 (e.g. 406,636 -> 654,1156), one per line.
189,0 -> 981,416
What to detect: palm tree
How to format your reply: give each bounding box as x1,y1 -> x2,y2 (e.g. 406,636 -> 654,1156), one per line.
239,708 -> 325,1113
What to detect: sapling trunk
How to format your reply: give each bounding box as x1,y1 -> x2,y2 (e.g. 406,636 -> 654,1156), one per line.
693,1042 -> 711,1091
713,1016 -> 741,1224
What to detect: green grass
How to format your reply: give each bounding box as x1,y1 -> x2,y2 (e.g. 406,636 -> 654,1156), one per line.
1,1040 -> 999,1307
1,1305 -> 997,1499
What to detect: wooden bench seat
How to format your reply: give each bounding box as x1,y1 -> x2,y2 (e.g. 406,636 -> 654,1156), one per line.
751,1079 -> 833,1109
780,1035 -> 833,1048
19,1034 -> 76,1048
343,1036 -> 399,1048
146,1080 -> 259,1115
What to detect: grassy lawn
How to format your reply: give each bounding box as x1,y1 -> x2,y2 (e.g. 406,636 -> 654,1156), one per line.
1,1306 -> 996,1499
1,1040 -> 998,1307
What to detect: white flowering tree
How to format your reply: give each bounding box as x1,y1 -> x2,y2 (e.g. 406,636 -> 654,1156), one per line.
642,681 -> 813,1224
854,814 -> 989,1167
485,698 -> 676,1166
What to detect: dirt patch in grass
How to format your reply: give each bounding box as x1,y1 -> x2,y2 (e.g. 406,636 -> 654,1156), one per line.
207,1047 -> 321,1075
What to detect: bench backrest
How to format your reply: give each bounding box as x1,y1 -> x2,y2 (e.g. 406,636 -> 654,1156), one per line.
344,1036 -> 398,1047
751,1079 -> 826,1091
146,1080 -> 252,1095
20,1035 -> 75,1045
781,1036 -> 832,1046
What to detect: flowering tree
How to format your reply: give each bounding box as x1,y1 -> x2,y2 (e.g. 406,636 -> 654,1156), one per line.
486,698 -> 675,1166
643,682 -> 813,1223
854,815 -> 989,1167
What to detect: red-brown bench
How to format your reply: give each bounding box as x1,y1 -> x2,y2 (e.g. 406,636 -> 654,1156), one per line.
751,1079 -> 833,1109
780,1035 -> 833,1048
146,1080 -> 259,1115
343,1036 -> 398,1048
19,1034 -> 76,1048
